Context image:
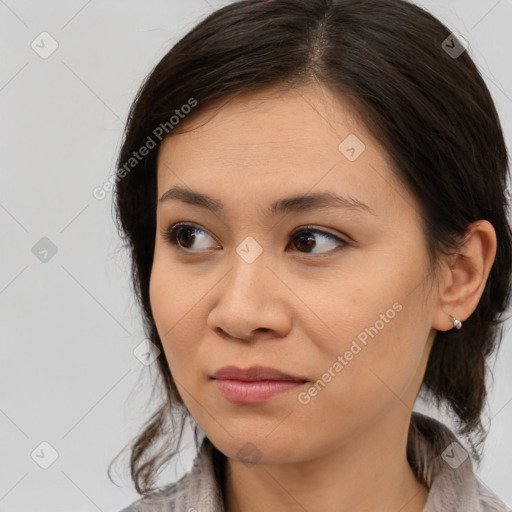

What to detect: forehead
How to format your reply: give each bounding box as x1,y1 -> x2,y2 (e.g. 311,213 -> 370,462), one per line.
155,84 -> 410,217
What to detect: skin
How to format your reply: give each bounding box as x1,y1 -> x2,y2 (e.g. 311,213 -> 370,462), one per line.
149,83 -> 497,512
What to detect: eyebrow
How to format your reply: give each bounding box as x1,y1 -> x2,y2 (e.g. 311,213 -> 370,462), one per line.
158,185 -> 376,217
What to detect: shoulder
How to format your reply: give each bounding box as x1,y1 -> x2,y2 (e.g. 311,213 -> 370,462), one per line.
117,439 -> 224,512
117,476 -> 186,512
475,480 -> 511,512
411,412 -> 510,512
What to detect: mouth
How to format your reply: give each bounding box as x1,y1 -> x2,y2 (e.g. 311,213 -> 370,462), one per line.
211,365 -> 308,404
211,365 -> 308,382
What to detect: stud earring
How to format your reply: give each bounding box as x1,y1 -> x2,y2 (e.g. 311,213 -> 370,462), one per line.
452,316 -> 462,330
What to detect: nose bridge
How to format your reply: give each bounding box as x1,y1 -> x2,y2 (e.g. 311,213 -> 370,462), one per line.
207,239 -> 291,340
226,239 -> 270,303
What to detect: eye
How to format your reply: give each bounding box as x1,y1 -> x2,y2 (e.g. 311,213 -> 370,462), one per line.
161,223 -> 348,255
162,223 -> 218,252
288,225 -> 348,255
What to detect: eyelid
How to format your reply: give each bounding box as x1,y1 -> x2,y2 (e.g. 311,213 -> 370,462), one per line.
289,224 -> 347,242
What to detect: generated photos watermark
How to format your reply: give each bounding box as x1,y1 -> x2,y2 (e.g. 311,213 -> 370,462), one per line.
93,97 -> 198,200
298,301 -> 403,405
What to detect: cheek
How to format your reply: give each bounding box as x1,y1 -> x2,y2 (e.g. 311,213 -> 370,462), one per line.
291,300 -> 429,456
149,257 -> 206,383
307,256 -> 431,415
149,243 -> 212,334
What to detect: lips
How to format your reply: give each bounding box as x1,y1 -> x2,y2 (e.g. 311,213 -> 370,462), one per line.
211,365 -> 308,404
211,365 -> 308,382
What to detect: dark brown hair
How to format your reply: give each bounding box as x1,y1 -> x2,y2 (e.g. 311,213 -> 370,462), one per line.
109,0 -> 512,495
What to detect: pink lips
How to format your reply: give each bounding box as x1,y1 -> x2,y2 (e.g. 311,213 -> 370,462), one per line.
211,365 -> 308,404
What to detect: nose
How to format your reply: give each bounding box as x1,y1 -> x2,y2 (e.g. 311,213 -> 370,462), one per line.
206,251 -> 292,342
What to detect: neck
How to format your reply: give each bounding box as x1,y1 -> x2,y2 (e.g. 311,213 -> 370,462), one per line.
223,411 -> 428,512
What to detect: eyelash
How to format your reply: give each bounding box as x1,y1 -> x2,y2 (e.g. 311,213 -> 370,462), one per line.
160,222 -> 349,257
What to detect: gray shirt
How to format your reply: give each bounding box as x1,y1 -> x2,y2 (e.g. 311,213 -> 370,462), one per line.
119,412 -> 510,511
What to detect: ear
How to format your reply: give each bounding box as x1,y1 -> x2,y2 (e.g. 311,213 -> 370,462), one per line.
431,220 -> 497,332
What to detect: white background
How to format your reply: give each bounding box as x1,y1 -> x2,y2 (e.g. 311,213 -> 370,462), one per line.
1,1 -> 511,510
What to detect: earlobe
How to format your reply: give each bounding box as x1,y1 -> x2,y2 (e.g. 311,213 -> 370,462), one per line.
431,220 -> 497,332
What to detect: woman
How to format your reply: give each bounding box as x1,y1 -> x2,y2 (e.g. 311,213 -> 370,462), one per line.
110,0 -> 512,510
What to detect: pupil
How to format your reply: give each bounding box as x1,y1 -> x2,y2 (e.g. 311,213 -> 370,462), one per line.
179,228 -> 195,248
296,232 -> 316,251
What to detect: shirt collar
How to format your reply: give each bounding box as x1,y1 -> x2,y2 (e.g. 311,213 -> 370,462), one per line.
178,412 -> 508,512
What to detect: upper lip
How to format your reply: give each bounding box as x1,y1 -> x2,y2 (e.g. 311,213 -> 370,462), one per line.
211,365 -> 308,382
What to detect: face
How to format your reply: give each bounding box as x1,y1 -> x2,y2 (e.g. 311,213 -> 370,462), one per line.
150,84 -> 439,464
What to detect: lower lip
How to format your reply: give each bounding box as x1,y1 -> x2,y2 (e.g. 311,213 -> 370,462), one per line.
212,378 -> 306,403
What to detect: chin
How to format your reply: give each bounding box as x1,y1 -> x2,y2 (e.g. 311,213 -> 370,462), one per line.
211,434 -> 305,466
